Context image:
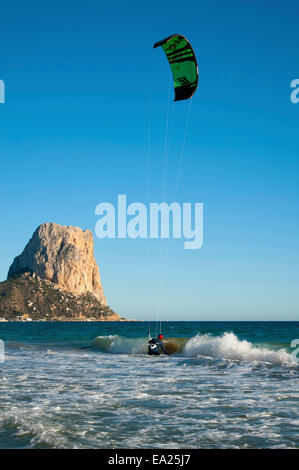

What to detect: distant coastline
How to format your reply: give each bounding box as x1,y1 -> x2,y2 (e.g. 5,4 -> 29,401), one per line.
0,273 -> 126,322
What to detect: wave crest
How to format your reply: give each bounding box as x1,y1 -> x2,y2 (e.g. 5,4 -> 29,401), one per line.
93,335 -> 147,354
91,332 -> 293,366
183,332 -> 292,365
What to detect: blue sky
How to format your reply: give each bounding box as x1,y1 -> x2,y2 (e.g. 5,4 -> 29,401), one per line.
0,0 -> 298,320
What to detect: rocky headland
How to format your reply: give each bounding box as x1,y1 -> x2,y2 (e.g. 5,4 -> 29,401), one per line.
0,223 -> 125,321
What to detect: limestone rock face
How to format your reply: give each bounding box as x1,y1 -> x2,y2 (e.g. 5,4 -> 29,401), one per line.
8,223 -> 106,304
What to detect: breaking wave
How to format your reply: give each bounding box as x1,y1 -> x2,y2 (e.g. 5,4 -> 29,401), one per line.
92,332 -> 293,366
183,332 -> 292,365
93,335 -> 147,354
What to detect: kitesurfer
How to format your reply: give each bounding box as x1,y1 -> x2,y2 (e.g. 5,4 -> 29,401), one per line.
148,334 -> 168,355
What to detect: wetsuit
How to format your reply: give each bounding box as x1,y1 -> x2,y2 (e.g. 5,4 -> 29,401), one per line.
148,338 -> 168,355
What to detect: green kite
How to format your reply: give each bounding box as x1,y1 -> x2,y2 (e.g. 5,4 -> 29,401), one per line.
153,34 -> 199,101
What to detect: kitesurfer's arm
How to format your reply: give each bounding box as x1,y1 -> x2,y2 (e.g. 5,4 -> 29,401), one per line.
159,341 -> 168,354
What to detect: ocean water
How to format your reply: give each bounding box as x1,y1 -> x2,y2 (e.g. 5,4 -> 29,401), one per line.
0,321 -> 298,449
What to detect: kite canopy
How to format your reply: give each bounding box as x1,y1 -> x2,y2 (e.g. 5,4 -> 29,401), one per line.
153,34 -> 198,102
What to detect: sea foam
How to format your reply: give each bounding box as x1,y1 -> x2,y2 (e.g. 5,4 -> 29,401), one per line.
183,332 -> 292,365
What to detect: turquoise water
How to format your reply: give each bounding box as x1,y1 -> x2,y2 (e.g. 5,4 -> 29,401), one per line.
0,321 -> 298,448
